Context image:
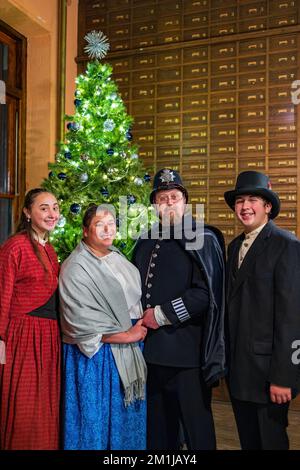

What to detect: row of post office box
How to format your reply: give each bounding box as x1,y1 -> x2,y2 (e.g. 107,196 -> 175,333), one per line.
135,131 -> 298,153
180,187 -> 297,209
130,90 -> 296,109
84,0 -> 297,16
84,3 -> 298,28
113,65 -> 298,89
181,156 -> 297,173
120,78 -> 297,105
129,105 -> 296,125
123,80 -> 258,101
106,34 -> 297,73
83,20 -> 299,51
182,173 -> 297,192
209,123 -> 297,140
142,150 -> 298,172
126,53 -> 297,73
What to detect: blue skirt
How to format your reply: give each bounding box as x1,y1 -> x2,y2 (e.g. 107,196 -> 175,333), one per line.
62,339 -> 146,450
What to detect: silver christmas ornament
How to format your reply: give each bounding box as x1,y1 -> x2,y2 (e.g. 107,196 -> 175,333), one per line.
79,172 -> 89,183
103,119 -> 115,132
134,177 -> 143,186
57,216 -> 66,228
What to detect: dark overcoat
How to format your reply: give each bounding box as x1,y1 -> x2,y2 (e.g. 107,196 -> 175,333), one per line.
226,220 -> 300,404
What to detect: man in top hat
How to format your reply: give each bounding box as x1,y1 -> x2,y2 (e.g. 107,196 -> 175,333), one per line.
224,170 -> 300,450
132,168 -> 226,450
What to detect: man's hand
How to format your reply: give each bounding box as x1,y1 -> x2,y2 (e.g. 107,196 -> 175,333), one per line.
270,384 -> 292,404
142,308 -> 160,329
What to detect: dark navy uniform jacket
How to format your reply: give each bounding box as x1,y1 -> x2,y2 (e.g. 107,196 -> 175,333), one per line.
132,216 -> 226,387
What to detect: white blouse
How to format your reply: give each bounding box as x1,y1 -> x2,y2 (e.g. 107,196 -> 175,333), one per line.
101,251 -> 143,320
77,251 -> 143,358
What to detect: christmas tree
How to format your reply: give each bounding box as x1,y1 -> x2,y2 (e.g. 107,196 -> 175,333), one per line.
42,31 -> 154,262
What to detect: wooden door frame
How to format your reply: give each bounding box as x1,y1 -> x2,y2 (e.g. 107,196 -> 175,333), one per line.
0,20 -> 26,230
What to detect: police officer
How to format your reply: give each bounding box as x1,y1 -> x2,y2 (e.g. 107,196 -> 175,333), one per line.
132,168 -> 226,450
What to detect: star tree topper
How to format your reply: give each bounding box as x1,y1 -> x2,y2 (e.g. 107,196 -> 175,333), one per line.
84,30 -> 110,60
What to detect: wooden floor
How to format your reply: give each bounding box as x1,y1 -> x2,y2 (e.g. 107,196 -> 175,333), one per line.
212,400 -> 300,450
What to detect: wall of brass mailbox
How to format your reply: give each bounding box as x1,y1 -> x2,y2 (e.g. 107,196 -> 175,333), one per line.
77,0 -> 300,245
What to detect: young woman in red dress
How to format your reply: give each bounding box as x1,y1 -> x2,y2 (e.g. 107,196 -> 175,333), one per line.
0,188 -> 61,449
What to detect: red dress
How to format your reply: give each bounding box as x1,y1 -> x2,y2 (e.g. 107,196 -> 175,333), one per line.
0,233 -> 61,449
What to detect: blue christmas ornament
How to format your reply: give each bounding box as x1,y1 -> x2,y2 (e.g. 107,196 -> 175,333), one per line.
64,151 -> 72,159
70,203 -> 81,215
74,99 -> 82,107
48,171 -> 54,178
126,131 -> 133,141
127,195 -> 136,204
101,188 -> 109,197
119,242 -> 126,249
58,172 -> 67,180
67,122 -> 80,132
144,173 -> 151,182
106,148 -> 114,156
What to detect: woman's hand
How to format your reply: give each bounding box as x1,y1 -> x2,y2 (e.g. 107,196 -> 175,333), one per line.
102,319 -> 147,344
127,319 -> 148,343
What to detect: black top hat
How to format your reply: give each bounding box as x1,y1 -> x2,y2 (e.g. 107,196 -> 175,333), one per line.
150,168 -> 188,203
224,171 -> 280,219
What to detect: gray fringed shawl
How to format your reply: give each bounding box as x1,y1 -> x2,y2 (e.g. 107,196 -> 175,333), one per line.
59,242 -> 147,405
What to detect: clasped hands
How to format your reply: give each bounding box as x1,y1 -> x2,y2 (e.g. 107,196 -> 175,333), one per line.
141,308 -> 160,330
128,308 -> 159,343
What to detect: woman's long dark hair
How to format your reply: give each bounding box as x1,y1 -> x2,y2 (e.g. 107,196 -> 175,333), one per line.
16,188 -> 56,272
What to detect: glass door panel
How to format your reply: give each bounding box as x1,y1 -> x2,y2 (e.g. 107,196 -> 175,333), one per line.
0,198 -> 12,244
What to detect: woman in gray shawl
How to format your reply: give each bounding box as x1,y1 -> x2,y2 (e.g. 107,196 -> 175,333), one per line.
59,204 -> 147,450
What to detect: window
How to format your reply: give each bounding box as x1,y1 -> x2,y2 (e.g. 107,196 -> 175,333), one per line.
0,23 -> 26,244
